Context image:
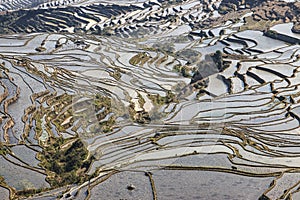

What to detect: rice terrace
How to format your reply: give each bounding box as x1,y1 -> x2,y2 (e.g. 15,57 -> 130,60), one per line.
0,0 -> 300,199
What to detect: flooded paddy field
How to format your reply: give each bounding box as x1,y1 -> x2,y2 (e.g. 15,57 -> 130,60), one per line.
1,0 -> 300,199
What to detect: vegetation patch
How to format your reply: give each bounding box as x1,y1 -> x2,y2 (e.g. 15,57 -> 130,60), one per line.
191,50 -> 231,84
0,142 -> 10,156
148,90 -> 177,106
93,94 -> 116,133
239,17 -> 278,31
37,137 -> 95,187
129,52 -> 151,66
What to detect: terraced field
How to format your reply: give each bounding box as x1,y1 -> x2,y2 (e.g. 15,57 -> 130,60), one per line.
1,0 -> 300,199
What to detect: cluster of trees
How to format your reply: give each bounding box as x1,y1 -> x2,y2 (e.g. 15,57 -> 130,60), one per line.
173,50 -> 228,84
94,94 -> 116,133
148,90 -> 177,106
38,137 -> 94,187
0,142 -> 9,155
191,50 -> 228,84
218,0 -> 265,14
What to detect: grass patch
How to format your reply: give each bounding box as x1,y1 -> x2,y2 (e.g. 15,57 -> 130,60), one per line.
239,17 -> 278,31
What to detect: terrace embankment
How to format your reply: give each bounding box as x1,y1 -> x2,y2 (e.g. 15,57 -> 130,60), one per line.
263,29 -> 300,44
